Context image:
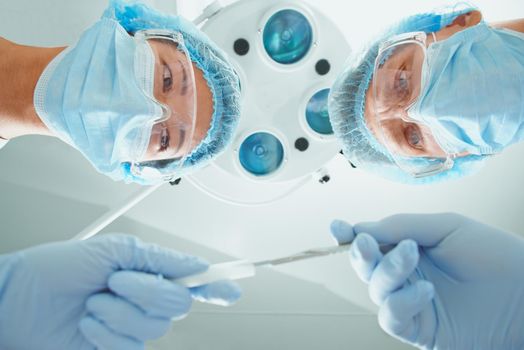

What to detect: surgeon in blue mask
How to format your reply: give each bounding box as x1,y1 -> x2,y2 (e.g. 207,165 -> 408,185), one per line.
0,1 -> 243,349
0,0 -> 241,185
328,6 -> 524,184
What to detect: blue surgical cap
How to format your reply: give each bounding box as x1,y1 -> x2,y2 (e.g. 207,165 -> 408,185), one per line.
104,0 -> 241,183
328,4 -> 486,184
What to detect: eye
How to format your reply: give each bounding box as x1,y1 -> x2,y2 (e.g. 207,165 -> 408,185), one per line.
405,124 -> 424,150
159,126 -> 170,152
162,64 -> 173,93
388,68 -> 411,107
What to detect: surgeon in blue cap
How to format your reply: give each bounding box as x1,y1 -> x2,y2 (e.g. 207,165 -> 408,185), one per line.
0,0 -> 241,185
329,6 -> 524,184
0,1 -> 242,349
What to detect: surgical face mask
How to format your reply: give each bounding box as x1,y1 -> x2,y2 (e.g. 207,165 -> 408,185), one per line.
34,18 -> 198,183
372,22 -> 524,177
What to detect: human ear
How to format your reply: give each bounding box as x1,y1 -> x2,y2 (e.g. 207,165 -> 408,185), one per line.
433,10 -> 483,41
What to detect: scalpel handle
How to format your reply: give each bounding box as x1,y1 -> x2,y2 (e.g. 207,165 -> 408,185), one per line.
173,260 -> 256,288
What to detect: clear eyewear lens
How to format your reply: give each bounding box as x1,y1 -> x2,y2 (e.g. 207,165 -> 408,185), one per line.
372,34 -> 452,177
129,31 -> 198,180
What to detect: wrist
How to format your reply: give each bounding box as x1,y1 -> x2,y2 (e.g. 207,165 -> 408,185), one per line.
0,253 -> 22,325
0,252 -> 20,286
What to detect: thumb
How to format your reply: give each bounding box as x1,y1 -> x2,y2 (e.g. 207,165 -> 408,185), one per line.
190,280 -> 242,307
87,234 -> 209,279
329,220 -> 356,245
354,213 -> 465,246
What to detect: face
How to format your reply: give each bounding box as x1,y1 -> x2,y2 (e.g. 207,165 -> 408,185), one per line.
141,38 -> 213,163
363,11 -> 481,159
365,65 -> 448,158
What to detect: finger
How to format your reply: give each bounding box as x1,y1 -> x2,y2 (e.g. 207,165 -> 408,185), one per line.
354,213 -> 464,246
369,240 -> 419,305
330,220 -> 355,245
378,281 -> 435,342
108,271 -> 192,319
190,280 -> 242,306
90,234 -> 209,278
350,233 -> 383,283
86,293 -> 172,341
79,316 -> 143,350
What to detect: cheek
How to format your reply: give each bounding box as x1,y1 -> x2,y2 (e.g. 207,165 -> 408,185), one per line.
142,134 -> 160,160
422,129 -> 448,157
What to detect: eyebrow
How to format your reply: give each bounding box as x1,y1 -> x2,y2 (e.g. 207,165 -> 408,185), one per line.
177,59 -> 188,96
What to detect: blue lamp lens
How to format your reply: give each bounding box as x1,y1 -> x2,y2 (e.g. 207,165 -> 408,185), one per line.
239,132 -> 284,176
306,89 -> 333,135
263,9 -> 313,64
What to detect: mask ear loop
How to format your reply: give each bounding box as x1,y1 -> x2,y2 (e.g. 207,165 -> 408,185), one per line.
430,32 -> 438,44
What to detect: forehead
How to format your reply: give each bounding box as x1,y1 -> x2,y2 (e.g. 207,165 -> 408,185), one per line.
191,62 -> 214,149
363,79 -> 383,144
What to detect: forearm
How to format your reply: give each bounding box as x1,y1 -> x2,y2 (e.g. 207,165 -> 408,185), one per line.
490,18 -> 524,33
0,37 -> 14,51
0,39 -> 64,139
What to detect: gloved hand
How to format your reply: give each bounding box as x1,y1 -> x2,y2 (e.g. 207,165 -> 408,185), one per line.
0,234 -> 241,350
330,213 -> 524,350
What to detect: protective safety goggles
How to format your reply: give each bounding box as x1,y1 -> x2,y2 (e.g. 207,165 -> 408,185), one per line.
128,29 -> 197,181
372,32 -> 454,178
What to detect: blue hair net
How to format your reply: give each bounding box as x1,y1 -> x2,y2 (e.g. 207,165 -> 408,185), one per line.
328,4 -> 486,184
104,0 -> 241,184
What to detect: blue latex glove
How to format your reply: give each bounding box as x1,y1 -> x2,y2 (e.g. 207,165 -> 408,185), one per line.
0,234 -> 241,350
330,213 -> 524,350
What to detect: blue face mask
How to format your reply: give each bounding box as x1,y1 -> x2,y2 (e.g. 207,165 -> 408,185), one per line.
34,18 -> 164,181
408,22 -> 524,156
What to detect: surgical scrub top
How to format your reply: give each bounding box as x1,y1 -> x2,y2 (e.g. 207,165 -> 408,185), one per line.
0,138 -> 7,150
